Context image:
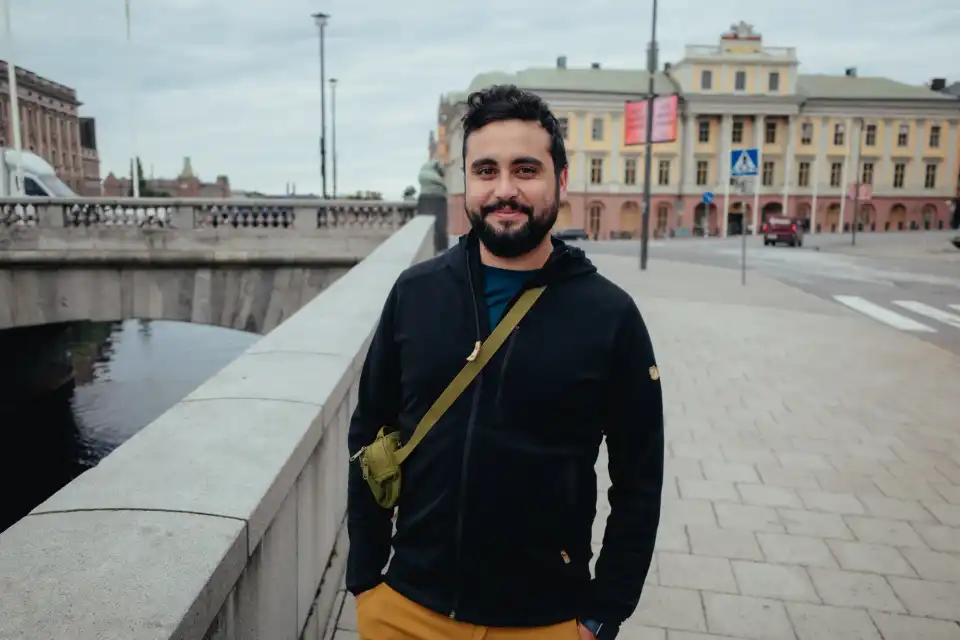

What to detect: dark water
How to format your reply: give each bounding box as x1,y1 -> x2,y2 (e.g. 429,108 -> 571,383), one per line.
0,320 -> 258,533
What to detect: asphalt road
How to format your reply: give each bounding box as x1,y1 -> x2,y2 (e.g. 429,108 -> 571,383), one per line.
579,232 -> 960,356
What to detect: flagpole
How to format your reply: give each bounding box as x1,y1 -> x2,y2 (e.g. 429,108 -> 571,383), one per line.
2,0 -> 24,196
124,0 -> 140,198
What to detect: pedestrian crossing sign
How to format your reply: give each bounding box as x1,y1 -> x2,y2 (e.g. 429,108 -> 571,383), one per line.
731,148 -> 759,176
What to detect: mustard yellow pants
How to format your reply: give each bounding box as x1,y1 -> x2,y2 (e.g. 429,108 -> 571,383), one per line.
355,583 -> 581,640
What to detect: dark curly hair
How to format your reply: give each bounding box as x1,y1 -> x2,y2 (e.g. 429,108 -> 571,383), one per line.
460,84 -> 568,178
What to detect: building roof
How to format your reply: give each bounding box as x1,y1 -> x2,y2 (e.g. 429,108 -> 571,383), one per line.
457,66 -> 956,103
465,67 -> 679,96
796,74 -> 958,101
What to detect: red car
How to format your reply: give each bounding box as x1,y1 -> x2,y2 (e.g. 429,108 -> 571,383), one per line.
762,216 -> 803,247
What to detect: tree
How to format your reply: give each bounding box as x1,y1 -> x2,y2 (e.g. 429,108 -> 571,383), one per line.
403,185 -> 417,199
127,157 -> 170,197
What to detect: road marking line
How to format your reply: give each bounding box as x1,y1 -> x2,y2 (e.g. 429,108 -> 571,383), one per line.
833,295 -> 937,332
950,304 -> 960,313
893,300 -> 960,330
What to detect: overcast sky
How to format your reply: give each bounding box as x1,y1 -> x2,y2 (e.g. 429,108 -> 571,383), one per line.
8,0 -> 958,199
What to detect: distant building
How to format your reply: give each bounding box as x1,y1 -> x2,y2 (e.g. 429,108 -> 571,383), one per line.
438,22 -> 960,237
0,61 -> 101,195
102,156 -> 231,198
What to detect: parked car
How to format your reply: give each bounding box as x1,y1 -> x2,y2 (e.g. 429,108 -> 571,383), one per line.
762,216 -> 803,247
951,235 -> 960,250
553,227 -> 590,241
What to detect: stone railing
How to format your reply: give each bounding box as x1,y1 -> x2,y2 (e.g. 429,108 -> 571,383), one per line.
0,216 -> 436,640
0,196 -> 416,231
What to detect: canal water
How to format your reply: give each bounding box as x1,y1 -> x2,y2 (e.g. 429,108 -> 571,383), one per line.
0,320 -> 258,533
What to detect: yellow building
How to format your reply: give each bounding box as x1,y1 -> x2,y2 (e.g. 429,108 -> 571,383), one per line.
438,22 -> 960,238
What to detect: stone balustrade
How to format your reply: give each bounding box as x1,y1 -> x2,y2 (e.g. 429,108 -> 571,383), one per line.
0,196 -> 415,231
0,215 -> 436,640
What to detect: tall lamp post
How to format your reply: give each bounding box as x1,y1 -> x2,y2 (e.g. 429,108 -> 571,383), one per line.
639,0 -> 659,271
124,0 -> 140,197
851,117 -> 864,246
2,0 -> 24,195
329,77 -> 338,198
312,12 -> 329,199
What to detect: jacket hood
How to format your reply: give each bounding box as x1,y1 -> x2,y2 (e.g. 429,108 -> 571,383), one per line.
452,229 -> 597,287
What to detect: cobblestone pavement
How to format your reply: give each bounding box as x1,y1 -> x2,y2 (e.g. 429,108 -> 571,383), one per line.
330,254 -> 960,640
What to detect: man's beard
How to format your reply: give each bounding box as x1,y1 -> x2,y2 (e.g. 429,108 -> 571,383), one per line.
466,196 -> 559,259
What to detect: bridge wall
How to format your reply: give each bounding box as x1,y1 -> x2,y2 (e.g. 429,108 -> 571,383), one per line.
0,216 -> 436,640
0,196 -> 417,331
0,263 -> 355,334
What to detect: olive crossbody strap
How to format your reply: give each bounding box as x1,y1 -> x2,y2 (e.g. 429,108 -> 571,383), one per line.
392,285 -> 547,465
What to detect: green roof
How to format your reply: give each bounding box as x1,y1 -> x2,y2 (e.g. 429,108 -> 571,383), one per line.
796,74 -> 958,101
465,67 -> 679,96
458,67 -> 957,103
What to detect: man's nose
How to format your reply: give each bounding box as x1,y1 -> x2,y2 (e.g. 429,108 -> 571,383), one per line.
492,173 -> 520,200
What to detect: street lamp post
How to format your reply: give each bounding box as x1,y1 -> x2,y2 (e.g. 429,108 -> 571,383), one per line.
329,77 -> 338,198
2,0 -> 24,196
851,117 -> 864,246
124,0 -> 140,198
639,0 -> 659,271
312,12 -> 329,199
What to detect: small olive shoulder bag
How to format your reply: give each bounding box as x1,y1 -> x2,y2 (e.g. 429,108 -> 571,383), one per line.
350,286 -> 547,509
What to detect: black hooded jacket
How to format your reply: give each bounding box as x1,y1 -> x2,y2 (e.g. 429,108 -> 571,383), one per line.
346,232 -> 664,637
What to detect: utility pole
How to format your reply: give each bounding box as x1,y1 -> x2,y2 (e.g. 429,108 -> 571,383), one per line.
851,117 -> 863,246
312,12 -> 329,199
639,0 -> 659,270
330,77 -> 338,198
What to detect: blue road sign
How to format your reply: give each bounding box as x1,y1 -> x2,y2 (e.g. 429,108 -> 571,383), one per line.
731,148 -> 759,177
702,192 -> 714,204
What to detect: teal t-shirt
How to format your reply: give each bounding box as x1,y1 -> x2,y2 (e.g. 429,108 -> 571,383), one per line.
483,265 -> 535,328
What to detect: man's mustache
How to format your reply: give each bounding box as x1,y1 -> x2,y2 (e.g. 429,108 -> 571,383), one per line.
480,199 -> 534,217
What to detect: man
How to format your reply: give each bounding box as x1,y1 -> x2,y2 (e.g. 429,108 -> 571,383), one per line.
346,84 -> 663,640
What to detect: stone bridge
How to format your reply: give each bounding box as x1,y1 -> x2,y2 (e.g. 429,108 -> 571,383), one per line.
0,197 -> 415,333
0,215 -> 436,640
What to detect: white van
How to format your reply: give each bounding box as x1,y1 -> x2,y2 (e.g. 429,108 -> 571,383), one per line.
0,148 -> 77,197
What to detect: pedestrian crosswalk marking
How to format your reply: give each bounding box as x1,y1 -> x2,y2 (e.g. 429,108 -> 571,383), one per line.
893,300 -> 960,330
833,295 -> 937,332
950,304 -> 960,313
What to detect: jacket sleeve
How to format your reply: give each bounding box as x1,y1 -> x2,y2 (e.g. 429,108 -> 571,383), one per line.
345,281 -> 403,596
582,298 -> 664,630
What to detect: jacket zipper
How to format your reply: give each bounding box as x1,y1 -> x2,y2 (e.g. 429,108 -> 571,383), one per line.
492,330 -> 519,415
449,268 -> 533,620
449,253 -> 484,620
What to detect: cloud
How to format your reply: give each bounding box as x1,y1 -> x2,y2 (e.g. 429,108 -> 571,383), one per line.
8,0 -> 958,199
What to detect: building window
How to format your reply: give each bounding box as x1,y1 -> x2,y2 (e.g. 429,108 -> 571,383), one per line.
897,124 -> 908,147
800,122 -> 813,145
698,119 -> 710,143
624,158 -> 637,185
768,72 -> 780,92
701,70 -> 713,90
865,124 -> 877,146
732,120 -> 744,143
590,157 -> 603,184
765,120 -> 777,144
657,160 -> 670,186
734,70 -> 746,91
893,163 -> 905,188
762,161 -> 774,186
861,162 -> 874,185
929,125 -> 941,148
924,163 -> 937,189
558,117 -> 569,140
591,117 -> 603,141
833,123 -> 845,146
696,160 -> 708,186
830,162 -> 842,187
798,161 -> 810,187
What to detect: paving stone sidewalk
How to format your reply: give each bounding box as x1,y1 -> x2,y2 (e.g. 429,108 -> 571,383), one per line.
330,254 -> 960,640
